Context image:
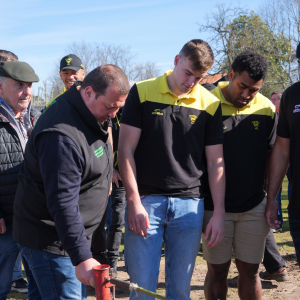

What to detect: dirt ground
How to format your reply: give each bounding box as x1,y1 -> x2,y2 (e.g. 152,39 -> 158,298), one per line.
86,252 -> 300,300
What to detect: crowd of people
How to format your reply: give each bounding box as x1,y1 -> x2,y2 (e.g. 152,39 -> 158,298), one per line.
0,38 -> 299,300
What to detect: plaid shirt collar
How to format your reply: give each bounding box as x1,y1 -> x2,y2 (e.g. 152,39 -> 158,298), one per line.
0,97 -> 31,141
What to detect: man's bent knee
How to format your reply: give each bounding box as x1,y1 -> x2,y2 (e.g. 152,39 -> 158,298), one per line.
236,259 -> 260,277
207,261 -> 231,278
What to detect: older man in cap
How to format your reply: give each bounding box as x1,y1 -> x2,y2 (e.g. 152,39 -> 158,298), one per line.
0,61 -> 40,300
46,54 -> 85,108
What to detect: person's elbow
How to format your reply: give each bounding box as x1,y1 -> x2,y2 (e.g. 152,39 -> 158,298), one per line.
273,136 -> 290,158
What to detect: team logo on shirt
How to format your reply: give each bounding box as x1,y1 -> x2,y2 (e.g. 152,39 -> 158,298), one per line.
189,115 -> 198,124
252,121 -> 260,130
94,146 -> 104,158
152,109 -> 163,115
65,58 -> 72,65
293,104 -> 300,113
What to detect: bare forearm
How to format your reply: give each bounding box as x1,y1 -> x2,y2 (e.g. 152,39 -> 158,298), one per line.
267,144 -> 289,201
207,158 -> 226,215
264,150 -> 272,191
118,147 -> 150,237
204,144 -> 226,247
118,149 -> 140,204
265,137 -> 290,228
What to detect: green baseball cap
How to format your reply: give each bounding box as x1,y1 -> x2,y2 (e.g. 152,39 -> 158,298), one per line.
0,61 -> 39,83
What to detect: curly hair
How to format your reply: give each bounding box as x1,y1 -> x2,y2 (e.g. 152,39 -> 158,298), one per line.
231,50 -> 268,81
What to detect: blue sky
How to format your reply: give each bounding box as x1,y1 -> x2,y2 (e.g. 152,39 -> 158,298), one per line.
1,0 -> 262,94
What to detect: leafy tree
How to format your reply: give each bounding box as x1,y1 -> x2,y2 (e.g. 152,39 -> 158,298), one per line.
199,5 -> 294,96
231,12 -> 293,95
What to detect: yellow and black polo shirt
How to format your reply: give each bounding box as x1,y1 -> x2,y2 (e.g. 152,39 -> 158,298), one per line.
46,87 -> 66,108
203,81 -> 277,213
120,70 -> 223,198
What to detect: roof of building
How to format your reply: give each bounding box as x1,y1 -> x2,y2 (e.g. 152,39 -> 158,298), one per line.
201,73 -> 227,84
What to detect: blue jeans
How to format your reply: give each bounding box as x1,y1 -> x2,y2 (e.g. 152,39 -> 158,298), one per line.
288,211 -> 300,265
12,252 -> 24,281
20,246 -> 86,300
125,195 -> 204,300
0,225 -> 19,300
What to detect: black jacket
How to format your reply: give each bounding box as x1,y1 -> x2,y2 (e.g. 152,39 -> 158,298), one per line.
0,103 -> 40,224
13,83 -> 112,265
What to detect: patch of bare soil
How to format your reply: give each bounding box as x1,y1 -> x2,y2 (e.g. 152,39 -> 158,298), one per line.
87,253 -> 300,300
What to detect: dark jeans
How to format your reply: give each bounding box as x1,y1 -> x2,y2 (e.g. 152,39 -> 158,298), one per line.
276,186 -> 284,225
288,210 -> 300,265
107,182 -> 126,266
106,197 -> 112,233
286,166 -> 291,201
275,166 -> 291,226
263,229 -> 285,273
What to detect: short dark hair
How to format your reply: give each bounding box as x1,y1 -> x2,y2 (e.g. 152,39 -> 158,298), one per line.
81,65 -> 130,98
231,50 -> 268,81
179,39 -> 214,71
0,50 -> 18,62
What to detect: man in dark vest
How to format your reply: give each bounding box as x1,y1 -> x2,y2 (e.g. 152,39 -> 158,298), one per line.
0,60 -> 40,300
13,65 -> 129,300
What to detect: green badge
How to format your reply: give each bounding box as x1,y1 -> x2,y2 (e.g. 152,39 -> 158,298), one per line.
94,146 -> 104,158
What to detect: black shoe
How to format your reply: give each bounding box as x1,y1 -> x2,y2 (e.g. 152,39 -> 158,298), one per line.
11,278 -> 28,293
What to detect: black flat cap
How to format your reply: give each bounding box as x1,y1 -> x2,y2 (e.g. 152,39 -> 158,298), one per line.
0,61 -> 39,82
